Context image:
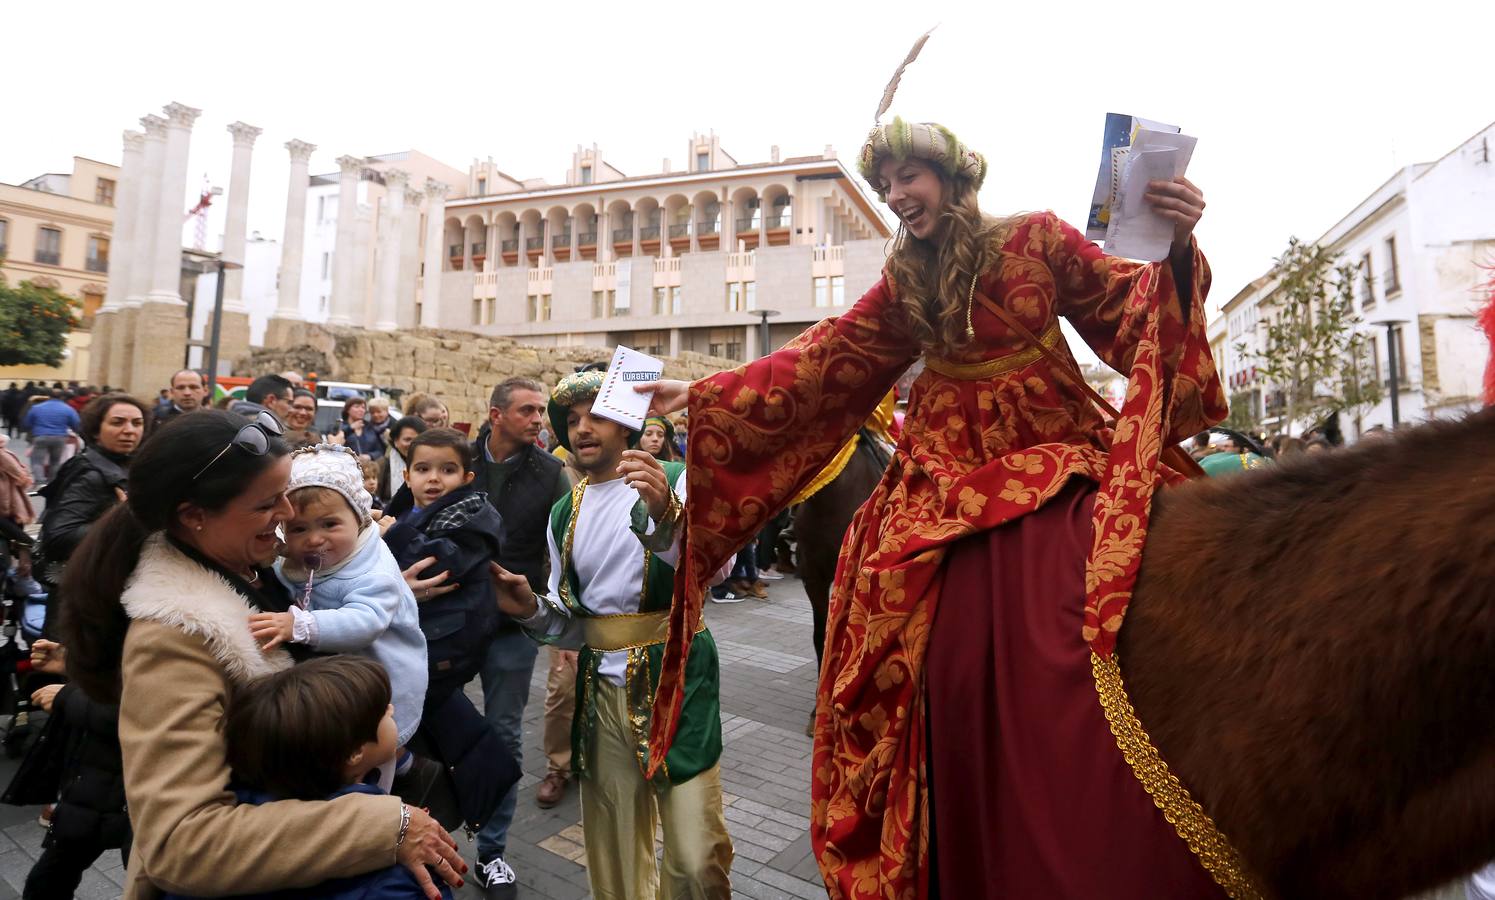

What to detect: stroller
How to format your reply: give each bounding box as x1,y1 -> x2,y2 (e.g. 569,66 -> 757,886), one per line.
0,525 -> 49,759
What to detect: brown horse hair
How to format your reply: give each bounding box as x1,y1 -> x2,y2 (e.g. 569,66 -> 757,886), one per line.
1121,407 -> 1495,899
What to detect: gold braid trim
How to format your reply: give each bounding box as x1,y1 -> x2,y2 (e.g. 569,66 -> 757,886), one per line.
1092,652 -> 1265,900
925,322 -> 1065,380
790,435 -> 860,505
557,477 -> 589,614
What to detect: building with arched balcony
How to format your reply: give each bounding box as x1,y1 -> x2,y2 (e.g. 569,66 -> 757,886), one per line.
448,131 -> 893,360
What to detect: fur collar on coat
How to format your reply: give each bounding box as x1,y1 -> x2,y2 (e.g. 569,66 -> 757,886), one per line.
121,535 -> 293,685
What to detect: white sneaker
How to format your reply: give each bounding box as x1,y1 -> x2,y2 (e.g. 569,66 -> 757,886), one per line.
758,568 -> 785,581
476,856 -> 517,897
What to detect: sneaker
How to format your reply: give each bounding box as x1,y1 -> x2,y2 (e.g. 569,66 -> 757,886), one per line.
711,591 -> 746,604
536,771 -> 568,808
37,804 -> 52,829
475,855 -> 517,898
758,567 -> 785,581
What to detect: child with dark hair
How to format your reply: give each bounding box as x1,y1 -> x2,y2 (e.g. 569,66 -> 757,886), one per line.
164,656 -> 453,899
382,428 -> 500,704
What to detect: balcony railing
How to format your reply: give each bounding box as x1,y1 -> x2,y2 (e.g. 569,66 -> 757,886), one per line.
668,224 -> 690,238
448,245 -> 462,258
736,217 -> 761,231
86,258 -> 108,273
34,251 -> 60,266
696,221 -> 719,235
612,227 -> 633,242
553,232 -> 572,247
501,239 -> 518,252
766,215 -> 791,230
577,232 -> 597,246
639,225 -> 661,240
471,242 -> 485,256
525,237 -> 544,250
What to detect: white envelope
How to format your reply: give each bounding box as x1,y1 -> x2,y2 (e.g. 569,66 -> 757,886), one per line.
591,345 -> 664,432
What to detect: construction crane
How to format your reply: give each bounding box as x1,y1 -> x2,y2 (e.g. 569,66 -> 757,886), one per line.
186,173 -> 223,250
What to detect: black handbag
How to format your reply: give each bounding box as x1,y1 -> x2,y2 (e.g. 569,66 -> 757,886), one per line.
2,708 -> 63,806
399,690 -> 521,835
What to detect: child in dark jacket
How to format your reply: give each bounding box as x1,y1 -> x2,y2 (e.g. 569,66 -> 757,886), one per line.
164,656 -> 452,900
382,429 -> 503,705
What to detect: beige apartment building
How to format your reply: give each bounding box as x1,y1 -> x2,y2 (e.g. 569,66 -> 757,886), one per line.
0,157 -> 119,381
432,132 -> 894,360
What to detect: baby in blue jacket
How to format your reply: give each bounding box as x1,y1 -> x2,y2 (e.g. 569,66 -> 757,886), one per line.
249,445 -> 427,781
166,656 -> 453,900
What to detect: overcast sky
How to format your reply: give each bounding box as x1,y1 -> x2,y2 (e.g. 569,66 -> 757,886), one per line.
7,0 -> 1492,321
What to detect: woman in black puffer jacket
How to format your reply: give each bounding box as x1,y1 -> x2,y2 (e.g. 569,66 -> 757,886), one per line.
34,393 -> 150,592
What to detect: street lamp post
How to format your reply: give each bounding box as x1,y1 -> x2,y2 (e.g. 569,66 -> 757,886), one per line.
754,309 -> 781,358
204,257 -> 245,401
1371,319 -> 1408,429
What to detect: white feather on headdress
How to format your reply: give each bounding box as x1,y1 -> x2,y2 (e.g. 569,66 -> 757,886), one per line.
875,28 -> 935,122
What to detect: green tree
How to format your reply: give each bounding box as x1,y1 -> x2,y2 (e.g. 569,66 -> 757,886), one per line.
0,266 -> 80,368
1234,238 -> 1381,436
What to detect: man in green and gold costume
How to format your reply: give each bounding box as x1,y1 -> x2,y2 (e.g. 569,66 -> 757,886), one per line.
490,370 -> 733,899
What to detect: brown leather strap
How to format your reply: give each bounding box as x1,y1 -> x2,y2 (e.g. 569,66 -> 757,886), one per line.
972,289 -> 1205,479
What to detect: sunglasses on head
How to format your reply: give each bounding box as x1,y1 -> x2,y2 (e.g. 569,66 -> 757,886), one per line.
193,410 -> 284,481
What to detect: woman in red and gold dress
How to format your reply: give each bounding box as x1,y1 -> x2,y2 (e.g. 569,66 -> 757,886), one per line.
641,119 -> 1243,899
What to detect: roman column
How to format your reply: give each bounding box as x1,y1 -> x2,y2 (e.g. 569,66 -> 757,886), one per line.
126,116 -> 167,306
220,122 -> 261,312
145,102 -> 201,305
373,169 -> 408,331
398,184 -> 423,328
270,139 -> 317,339
328,155 -> 363,325
421,180 -> 447,327
91,129 -> 143,386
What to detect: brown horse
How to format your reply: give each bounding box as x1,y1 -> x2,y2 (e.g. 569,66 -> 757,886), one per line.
794,429 -> 892,671
1122,406 -> 1495,899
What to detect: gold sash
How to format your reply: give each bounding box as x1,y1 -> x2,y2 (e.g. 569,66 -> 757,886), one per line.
582,610 -> 704,653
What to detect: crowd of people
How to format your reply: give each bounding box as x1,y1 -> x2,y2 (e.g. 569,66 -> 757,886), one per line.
2,361 -> 712,900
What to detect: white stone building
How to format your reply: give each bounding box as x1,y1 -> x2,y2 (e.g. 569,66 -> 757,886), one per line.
1211,120 -> 1495,439
284,133 -> 892,362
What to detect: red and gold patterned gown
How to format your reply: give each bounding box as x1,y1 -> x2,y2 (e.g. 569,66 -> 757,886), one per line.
648,212 -> 1229,898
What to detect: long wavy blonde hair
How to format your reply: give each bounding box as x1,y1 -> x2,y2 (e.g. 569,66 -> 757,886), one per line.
883,164 -> 1011,356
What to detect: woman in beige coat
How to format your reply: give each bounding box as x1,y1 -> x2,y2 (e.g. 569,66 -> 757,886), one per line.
58,410 -> 466,900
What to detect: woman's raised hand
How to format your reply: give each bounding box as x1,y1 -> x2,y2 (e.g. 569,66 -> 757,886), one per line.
396,805 -> 466,899
1145,176 -> 1206,261
634,379 -> 689,416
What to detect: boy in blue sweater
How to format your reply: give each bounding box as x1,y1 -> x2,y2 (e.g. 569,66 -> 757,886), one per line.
166,656 -> 453,900
249,445 -> 427,783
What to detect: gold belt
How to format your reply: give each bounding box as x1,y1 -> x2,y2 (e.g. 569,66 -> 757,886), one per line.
925,321 -> 1063,380
582,611 -> 704,653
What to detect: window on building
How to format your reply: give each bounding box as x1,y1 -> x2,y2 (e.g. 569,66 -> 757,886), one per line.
95,178 -> 116,206
745,280 -> 756,311
636,331 -> 667,357
727,282 -> 743,312
527,295 -> 538,322
474,299 -> 484,325
696,152 -> 710,172
321,252 -> 331,279
319,295 -> 328,313
813,276 -> 829,307
449,243 -> 463,271
1390,325 -> 1408,384
81,289 -> 103,327
0,219 -> 7,256
670,285 -> 682,315
1384,236 -> 1401,295
707,327 -> 743,361
770,196 -> 792,229
580,165 -> 593,185
831,275 -> 845,306
86,236 -> 109,273
540,293 -> 552,321
653,286 -> 667,315
35,227 -> 61,266
608,290 -> 625,317
592,290 -> 607,319
1369,334 -> 1381,384
476,178 -> 487,195
1359,252 -> 1374,308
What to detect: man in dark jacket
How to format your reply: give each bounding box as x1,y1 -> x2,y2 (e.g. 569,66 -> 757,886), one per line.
228,374 -> 293,424
463,377 -> 567,896
159,369 -> 208,423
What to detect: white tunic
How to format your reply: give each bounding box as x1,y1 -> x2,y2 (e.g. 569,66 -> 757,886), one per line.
525,469 -> 687,685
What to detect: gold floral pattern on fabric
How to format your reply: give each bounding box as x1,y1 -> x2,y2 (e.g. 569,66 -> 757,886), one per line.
1093,652 -> 1265,899
647,211 -> 1227,899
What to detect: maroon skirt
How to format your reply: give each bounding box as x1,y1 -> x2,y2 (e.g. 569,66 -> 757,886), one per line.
926,478 -> 1225,899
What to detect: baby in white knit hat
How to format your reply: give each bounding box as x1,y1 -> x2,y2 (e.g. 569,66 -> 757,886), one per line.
247,445 -> 428,778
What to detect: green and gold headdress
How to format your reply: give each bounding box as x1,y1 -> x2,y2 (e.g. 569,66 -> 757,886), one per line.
548,369 -> 641,452
856,31 -> 987,202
